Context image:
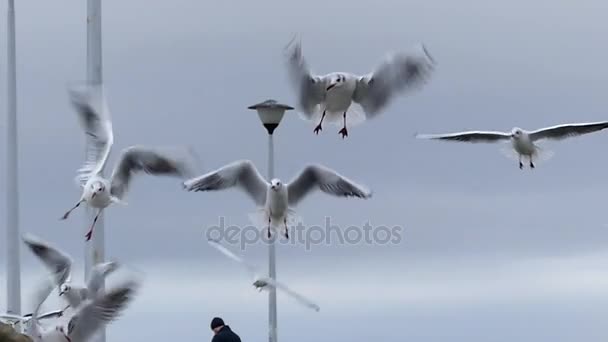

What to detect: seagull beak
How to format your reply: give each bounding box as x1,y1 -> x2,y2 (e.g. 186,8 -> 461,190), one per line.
91,191 -> 97,199
326,83 -> 336,91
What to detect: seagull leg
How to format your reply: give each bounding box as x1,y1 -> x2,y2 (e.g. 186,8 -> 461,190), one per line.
284,217 -> 289,240
518,155 -> 523,170
267,215 -> 272,239
530,157 -> 535,169
61,199 -> 84,220
85,209 -> 103,241
314,110 -> 326,134
338,112 -> 348,138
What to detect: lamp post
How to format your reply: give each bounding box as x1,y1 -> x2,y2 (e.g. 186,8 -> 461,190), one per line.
247,100 -> 294,342
6,0 -> 21,330
85,1 -> 105,342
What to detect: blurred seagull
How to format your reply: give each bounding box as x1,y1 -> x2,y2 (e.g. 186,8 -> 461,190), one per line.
183,160 -> 372,238
416,121 -> 608,169
207,239 -> 320,312
25,276 -> 140,342
60,83 -> 194,241
284,37 -> 435,138
23,233 -> 119,310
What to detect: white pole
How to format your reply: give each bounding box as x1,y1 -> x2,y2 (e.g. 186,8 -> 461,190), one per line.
267,133 -> 278,342
85,1 -> 105,342
6,0 -> 21,329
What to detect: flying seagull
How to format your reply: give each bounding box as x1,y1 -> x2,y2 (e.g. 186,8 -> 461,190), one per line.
25,277 -> 140,342
23,233 -> 119,310
285,37 -> 435,138
208,239 -> 320,312
416,121 -> 608,169
183,160 -> 372,238
61,83 -> 194,240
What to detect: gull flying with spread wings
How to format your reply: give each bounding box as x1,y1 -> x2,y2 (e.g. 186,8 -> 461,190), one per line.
183,160 -> 372,238
23,233 -> 119,310
25,276 -> 140,342
416,121 -> 608,169
208,239 -> 320,312
60,83 -> 194,241
285,37 -> 435,138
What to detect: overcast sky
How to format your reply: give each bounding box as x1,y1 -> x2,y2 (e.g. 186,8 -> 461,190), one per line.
2,0 -> 608,341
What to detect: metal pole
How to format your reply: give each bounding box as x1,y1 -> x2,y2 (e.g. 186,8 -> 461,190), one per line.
268,133 -> 278,342
85,1 -> 105,342
6,0 -> 21,330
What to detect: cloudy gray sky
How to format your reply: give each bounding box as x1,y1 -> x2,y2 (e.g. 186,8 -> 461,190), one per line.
2,0 -> 608,341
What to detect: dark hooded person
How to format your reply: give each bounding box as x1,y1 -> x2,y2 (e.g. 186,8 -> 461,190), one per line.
210,317 -> 241,342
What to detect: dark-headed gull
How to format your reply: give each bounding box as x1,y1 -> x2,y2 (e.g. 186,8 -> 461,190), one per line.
183,160 -> 372,238
208,239 -> 320,312
416,121 -> 608,169
60,83 -> 194,241
285,38 -> 435,138
23,234 -> 119,310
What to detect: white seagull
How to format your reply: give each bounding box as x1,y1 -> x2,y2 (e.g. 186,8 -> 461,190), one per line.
23,234 -> 119,310
61,83 -> 194,241
416,121 -> 608,169
208,239 -> 320,312
285,38 -> 435,138
25,277 -> 140,342
183,160 -> 372,238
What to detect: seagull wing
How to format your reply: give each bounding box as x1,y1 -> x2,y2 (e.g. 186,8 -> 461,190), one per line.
68,83 -> 114,186
353,45 -> 435,117
287,165 -> 372,206
22,234 -> 72,287
183,160 -> 268,206
528,121 -> 608,141
263,277 -> 320,312
26,276 -> 55,338
86,261 -> 119,295
68,280 -> 140,342
110,146 -> 193,200
284,38 -> 327,117
207,239 -> 258,277
415,131 -> 511,143
35,310 -> 65,321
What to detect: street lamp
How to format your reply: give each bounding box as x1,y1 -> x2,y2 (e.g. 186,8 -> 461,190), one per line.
247,99 -> 293,342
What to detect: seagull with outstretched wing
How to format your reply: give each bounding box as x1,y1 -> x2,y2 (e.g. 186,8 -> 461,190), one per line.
208,239 -> 320,312
183,160 -> 372,238
23,234 -> 119,310
416,121 -> 608,169
60,83 -> 196,241
285,37 -> 435,138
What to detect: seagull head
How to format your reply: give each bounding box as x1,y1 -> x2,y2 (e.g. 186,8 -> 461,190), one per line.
270,179 -> 283,191
511,128 -> 523,139
59,283 -> 70,296
253,279 -> 268,290
326,74 -> 346,91
90,181 -> 105,198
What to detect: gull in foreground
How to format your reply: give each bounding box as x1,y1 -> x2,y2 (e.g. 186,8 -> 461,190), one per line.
23,233 -> 119,310
61,83 -> 194,240
183,160 -> 372,238
208,239 -> 320,312
416,121 -> 608,169
285,38 -> 435,138
25,276 -> 140,342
